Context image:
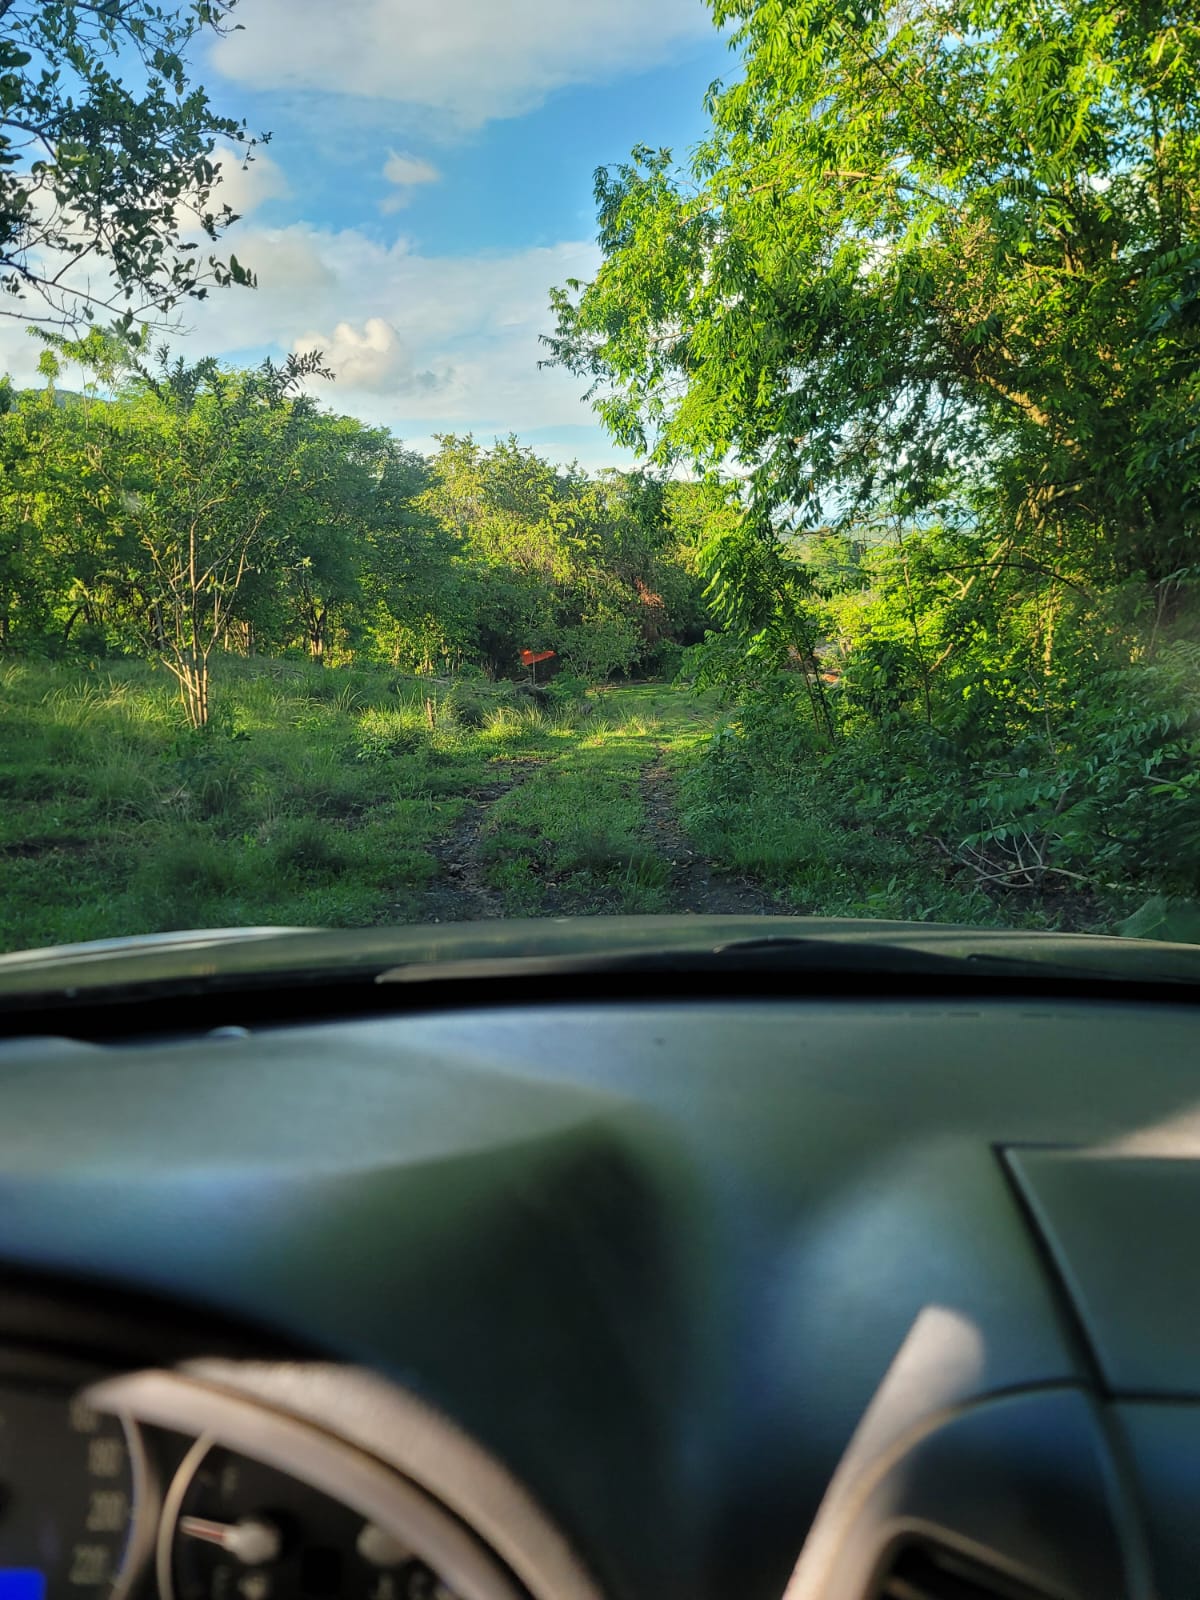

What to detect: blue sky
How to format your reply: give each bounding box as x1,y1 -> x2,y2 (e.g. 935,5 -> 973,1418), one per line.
125,0 -> 733,469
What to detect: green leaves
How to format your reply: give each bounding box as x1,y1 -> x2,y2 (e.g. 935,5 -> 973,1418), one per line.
549,0 -> 1200,592
0,1 -> 260,328
410,436 -> 711,680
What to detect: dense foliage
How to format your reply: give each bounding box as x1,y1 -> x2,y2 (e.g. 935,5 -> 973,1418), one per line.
548,0 -> 1200,568
0,0 -> 258,328
545,0 -> 1200,930
0,351 -> 716,719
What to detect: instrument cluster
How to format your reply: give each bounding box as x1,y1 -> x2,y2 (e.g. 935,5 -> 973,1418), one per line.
0,1360 -> 548,1600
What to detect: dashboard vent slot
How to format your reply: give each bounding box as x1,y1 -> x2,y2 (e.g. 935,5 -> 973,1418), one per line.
878,1543 -> 1047,1600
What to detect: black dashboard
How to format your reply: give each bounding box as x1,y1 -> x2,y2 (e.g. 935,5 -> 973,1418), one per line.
2,932 -> 1200,1600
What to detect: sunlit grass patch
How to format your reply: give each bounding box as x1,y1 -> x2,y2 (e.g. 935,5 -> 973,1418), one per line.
356,705 -> 431,759
0,664 -> 730,947
476,696 -> 672,913
0,658 -> 480,949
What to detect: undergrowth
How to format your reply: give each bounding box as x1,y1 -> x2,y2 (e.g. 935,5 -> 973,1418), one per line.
0,659 -> 525,950
677,666 -> 1200,936
3,656 -> 1194,949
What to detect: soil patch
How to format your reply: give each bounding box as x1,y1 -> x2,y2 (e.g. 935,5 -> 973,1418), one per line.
641,751 -> 794,915
416,766 -> 527,922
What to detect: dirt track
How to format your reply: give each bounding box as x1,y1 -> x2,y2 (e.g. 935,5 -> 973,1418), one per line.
415,685 -> 789,922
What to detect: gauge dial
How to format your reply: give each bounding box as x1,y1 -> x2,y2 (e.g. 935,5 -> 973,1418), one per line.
160,1439 -> 463,1600
0,1386 -> 146,1599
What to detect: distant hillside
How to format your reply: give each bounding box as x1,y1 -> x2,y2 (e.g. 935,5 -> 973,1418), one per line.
1,379 -> 88,412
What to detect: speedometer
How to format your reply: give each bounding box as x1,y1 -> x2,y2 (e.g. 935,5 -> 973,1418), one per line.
0,1385 -> 149,1600
161,1439 -> 464,1600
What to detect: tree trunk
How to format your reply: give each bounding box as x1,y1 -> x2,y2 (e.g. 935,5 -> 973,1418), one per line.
309,607 -> 327,663
176,650 -> 209,729
794,619 -> 838,746
803,656 -> 838,746
223,618 -> 254,656
61,603 -> 87,647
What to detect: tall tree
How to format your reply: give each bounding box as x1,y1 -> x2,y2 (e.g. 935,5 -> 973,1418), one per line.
269,418 -> 431,665
0,1 -> 258,329
546,0 -> 1200,596
119,351 -> 331,724
27,341 -> 331,723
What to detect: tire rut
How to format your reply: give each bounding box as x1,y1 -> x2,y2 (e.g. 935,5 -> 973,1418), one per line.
416,762 -> 541,922
641,749 -> 793,915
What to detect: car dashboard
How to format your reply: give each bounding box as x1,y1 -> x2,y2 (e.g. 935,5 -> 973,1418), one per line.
2,961 -> 1200,1600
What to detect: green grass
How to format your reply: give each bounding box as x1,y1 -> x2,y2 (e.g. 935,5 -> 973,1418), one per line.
6,657 -> 1099,949
0,658 -> 511,951
476,683 -> 719,914
672,710 -> 1127,931
678,763 -> 993,924
0,660 -> 731,949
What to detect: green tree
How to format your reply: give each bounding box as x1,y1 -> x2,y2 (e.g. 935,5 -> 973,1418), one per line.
270,421 -> 442,667
547,0 -> 1200,599
421,435 -> 578,674
24,341 -> 332,722
0,378 -> 727,688
266,415 -> 382,663
0,373 -> 146,653
358,446 -> 467,673
0,384 -> 62,648
0,1 -> 258,329
123,351 -> 332,723
419,437 -> 716,679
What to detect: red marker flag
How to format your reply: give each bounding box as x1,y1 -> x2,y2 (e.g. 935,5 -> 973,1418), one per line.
519,649 -> 556,666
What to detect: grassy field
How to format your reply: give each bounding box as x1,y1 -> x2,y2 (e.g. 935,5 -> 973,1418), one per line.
3,656 -> 1139,953
470,683 -> 722,914
0,659 -> 762,953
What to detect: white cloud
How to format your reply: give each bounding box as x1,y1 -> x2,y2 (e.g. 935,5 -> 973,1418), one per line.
209,142 -> 290,219
0,204 -> 624,463
0,142 -> 287,352
167,219 -> 607,439
380,150 -> 440,213
383,151 -> 439,188
294,316 -> 445,395
210,0 -> 713,130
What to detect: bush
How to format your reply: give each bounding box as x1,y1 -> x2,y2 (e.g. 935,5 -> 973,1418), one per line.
679,712 -> 1003,923
130,831 -> 246,912
557,612 -> 641,681
355,707 -> 429,761
679,633 -> 1200,933
267,816 -> 353,877
543,671 -> 590,711
441,681 -> 511,728
652,640 -> 686,680
912,663 -> 1200,899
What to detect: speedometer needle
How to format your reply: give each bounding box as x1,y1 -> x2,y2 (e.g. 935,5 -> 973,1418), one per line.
178,1515 -> 282,1565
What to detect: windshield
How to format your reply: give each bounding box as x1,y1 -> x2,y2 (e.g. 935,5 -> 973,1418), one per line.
1,0 -> 1198,958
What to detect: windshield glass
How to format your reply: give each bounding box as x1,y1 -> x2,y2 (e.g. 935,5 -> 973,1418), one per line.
2,0 -> 1198,957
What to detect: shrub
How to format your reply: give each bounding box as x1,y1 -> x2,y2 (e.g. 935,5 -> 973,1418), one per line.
131,831 -> 245,911
267,816 -> 353,877
355,707 -> 429,761
543,671 -> 590,711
